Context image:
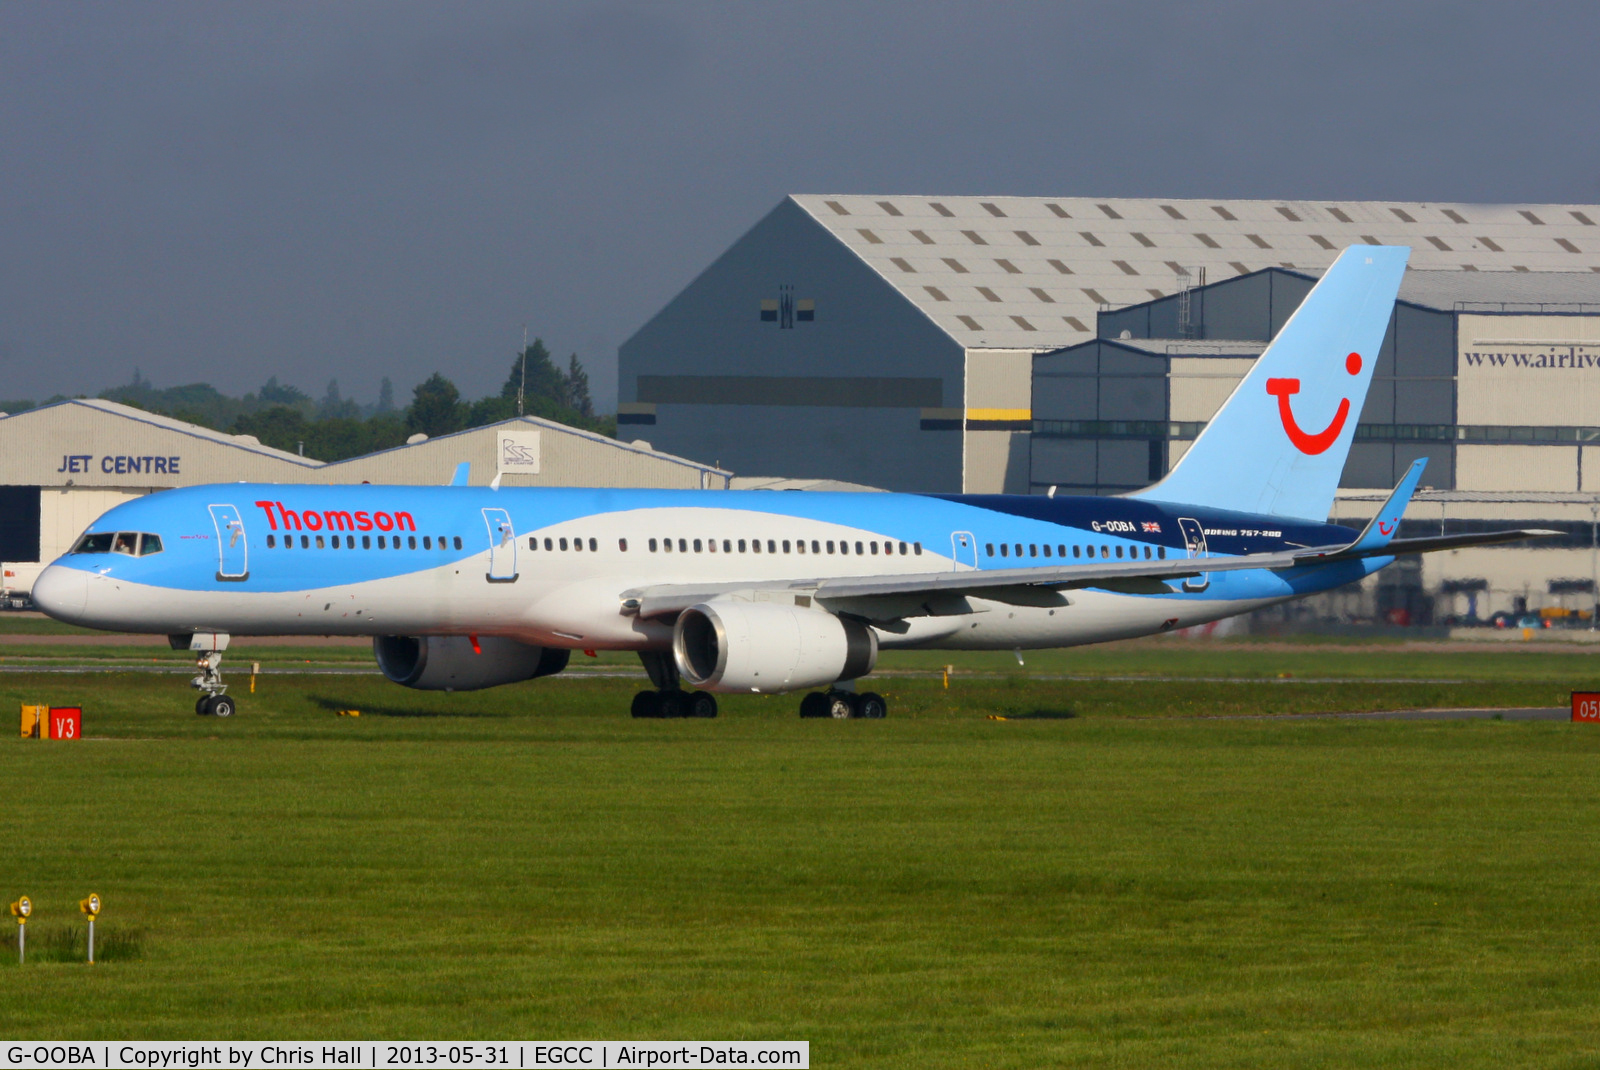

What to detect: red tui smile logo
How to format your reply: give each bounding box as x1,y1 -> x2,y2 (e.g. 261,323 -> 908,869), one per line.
1266,352 -> 1363,455
1378,520 -> 1395,536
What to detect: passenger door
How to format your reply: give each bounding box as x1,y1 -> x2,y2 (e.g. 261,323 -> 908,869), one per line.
950,531 -> 978,571
482,507 -> 518,582
1177,517 -> 1209,592
208,504 -> 249,581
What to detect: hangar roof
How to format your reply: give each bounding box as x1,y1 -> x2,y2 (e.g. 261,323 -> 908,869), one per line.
792,195 -> 1600,350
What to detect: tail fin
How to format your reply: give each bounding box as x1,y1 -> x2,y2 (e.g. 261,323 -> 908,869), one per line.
1131,245 -> 1410,521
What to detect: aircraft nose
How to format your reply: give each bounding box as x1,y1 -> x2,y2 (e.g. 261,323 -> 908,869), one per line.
32,565 -> 89,621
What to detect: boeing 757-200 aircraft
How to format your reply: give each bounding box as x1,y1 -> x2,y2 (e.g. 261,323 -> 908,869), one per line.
32,247 -> 1551,719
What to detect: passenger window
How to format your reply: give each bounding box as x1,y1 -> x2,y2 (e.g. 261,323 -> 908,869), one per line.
1014,544 -> 1022,557
986,543 -> 995,557
1073,545 -> 1080,558
678,538 -> 687,553
840,542 -> 849,555
1042,545 -> 1051,558
854,541 -> 863,554
826,541 -> 835,554
737,539 -> 746,553
707,538 -> 717,553
560,537 -> 569,551
1144,546 -> 1152,559
1029,544 -> 1037,557
1158,546 -> 1166,559
316,535 -> 326,549
544,538 -> 553,551
408,536 -> 417,550
1058,544 -> 1066,557
899,542 -> 908,554
619,538 -> 628,552
752,539 -> 762,554
913,542 -> 922,555
377,536 -> 386,549
1000,544 -> 1008,557
1100,546 -> 1108,559
811,540 -> 821,554
870,542 -> 878,554
576,538 -> 585,552
113,533 -> 137,555
529,537 -> 537,550
783,540 -> 791,553
454,536 -> 463,550
767,540 -> 776,553
723,539 -> 732,553
267,534 -> 276,549
1115,545 -> 1123,558
663,538 -> 673,553
423,536 -> 432,550
649,538 -> 658,552
796,540 -> 805,554
363,536 -> 371,549
590,538 -> 598,552
694,539 -> 703,553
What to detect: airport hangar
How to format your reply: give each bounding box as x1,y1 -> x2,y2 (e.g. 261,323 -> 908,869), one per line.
619,195 -> 1600,621
0,399 -> 730,600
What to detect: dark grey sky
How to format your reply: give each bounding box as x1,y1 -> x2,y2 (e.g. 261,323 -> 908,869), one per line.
3,1 -> 1596,411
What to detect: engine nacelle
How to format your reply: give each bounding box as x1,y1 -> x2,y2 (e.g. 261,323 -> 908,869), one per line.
672,600 -> 877,694
373,635 -> 570,691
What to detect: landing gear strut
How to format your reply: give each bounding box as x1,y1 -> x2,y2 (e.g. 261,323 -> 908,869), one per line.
190,651 -> 235,718
631,651 -> 716,719
799,688 -> 887,719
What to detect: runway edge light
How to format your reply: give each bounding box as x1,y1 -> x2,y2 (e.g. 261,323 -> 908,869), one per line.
80,893 -> 101,964
10,896 -> 31,964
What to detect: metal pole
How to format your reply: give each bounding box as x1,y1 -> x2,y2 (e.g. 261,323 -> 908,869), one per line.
17,924 -> 23,965
87,918 -> 94,964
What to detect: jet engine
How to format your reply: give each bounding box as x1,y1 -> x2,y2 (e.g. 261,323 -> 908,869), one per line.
373,635 -> 570,691
672,601 -> 877,694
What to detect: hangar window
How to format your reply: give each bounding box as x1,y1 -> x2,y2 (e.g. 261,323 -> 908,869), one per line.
1327,206 -> 1353,223
1211,205 -> 1236,220
1097,203 -> 1121,219
1572,211 -> 1595,226
1064,316 -> 1089,331
266,535 -> 276,548
1360,235 -> 1380,245
1011,316 -> 1036,331
1113,260 -> 1139,275
1015,230 -> 1040,246
1519,210 -> 1544,225
825,200 -> 849,216
1513,265 -> 1530,272
877,201 -> 902,216
961,230 -> 988,245
982,202 -> 1006,217
1146,289 -> 1165,299
1276,206 -> 1300,221
976,286 -> 1001,302
1193,233 -> 1220,248
1131,232 -> 1155,247
1245,234 -> 1271,249
1443,208 -> 1469,224
857,229 -> 883,244
995,259 -> 1021,274
1426,236 -> 1452,251
941,258 -> 969,273
1161,204 -> 1185,220
1473,235 -> 1502,251
1309,234 -> 1335,249
1461,264 -> 1479,271
911,230 -> 935,244
956,315 -> 983,330
1046,203 -> 1070,218
1557,238 -> 1582,253
924,285 -> 949,301
1029,288 -> 1055,303
1047,259 -> 1073,274
1081,288 -> 1107,304
930,202 -> 954,217
891,258 -> 916,272
1229,262 -> 1250,275
1078,231 -> 1104,247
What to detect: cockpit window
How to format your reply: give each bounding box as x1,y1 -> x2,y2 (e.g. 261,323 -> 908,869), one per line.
70,531 -> 164,556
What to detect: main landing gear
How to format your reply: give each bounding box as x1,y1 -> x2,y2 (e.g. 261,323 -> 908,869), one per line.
631,651 -> 717,719
799,689 -> 887,720
190,649 -> 236,718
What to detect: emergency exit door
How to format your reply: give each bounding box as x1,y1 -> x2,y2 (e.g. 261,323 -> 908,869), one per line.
208,504 -> 249,581
482,508 -> 518,582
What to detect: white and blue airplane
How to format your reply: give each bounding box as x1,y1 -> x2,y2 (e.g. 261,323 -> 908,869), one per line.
32,247 -> 1550,719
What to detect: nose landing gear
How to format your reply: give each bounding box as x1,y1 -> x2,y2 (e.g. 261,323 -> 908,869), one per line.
176,633 -> 236,717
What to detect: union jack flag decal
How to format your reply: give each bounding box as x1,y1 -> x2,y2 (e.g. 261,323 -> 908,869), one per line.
1141,521 -> 1162,533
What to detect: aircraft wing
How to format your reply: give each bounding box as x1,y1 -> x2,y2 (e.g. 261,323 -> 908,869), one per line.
622,527 -> 1557,620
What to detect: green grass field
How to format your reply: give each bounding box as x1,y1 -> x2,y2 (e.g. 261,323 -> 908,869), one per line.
2,645 -> 1600,1065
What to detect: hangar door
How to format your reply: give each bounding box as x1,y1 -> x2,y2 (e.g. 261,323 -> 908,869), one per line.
0,487 -> 41,562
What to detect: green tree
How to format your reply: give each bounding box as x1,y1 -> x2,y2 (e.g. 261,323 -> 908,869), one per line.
501,339 -> 567,410
375,377 -> 396,414
565,353 -> 593,417
407,373 -> 465,437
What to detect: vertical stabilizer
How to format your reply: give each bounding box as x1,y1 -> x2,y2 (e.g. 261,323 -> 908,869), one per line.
1130,245 -> 1409,521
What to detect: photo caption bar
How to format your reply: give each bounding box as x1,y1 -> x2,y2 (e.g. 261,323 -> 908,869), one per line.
0,1043 -> 809,1069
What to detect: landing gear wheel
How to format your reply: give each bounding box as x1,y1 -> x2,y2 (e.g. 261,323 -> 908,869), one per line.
657,690 -> 687,719
196,696 -> 212,717
688,691 -> 718,719
209,695 -> 236,718
631,691 -> 662,719
799,692 -> 829,719
826,691 -> 858,720
857,692 -> 887,719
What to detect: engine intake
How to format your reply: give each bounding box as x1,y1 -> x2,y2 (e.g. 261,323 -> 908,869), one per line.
373,635 -> 570,691
672,601 -> 877,694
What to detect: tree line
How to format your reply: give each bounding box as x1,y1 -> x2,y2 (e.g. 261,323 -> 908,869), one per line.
0,341 -> 610,462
